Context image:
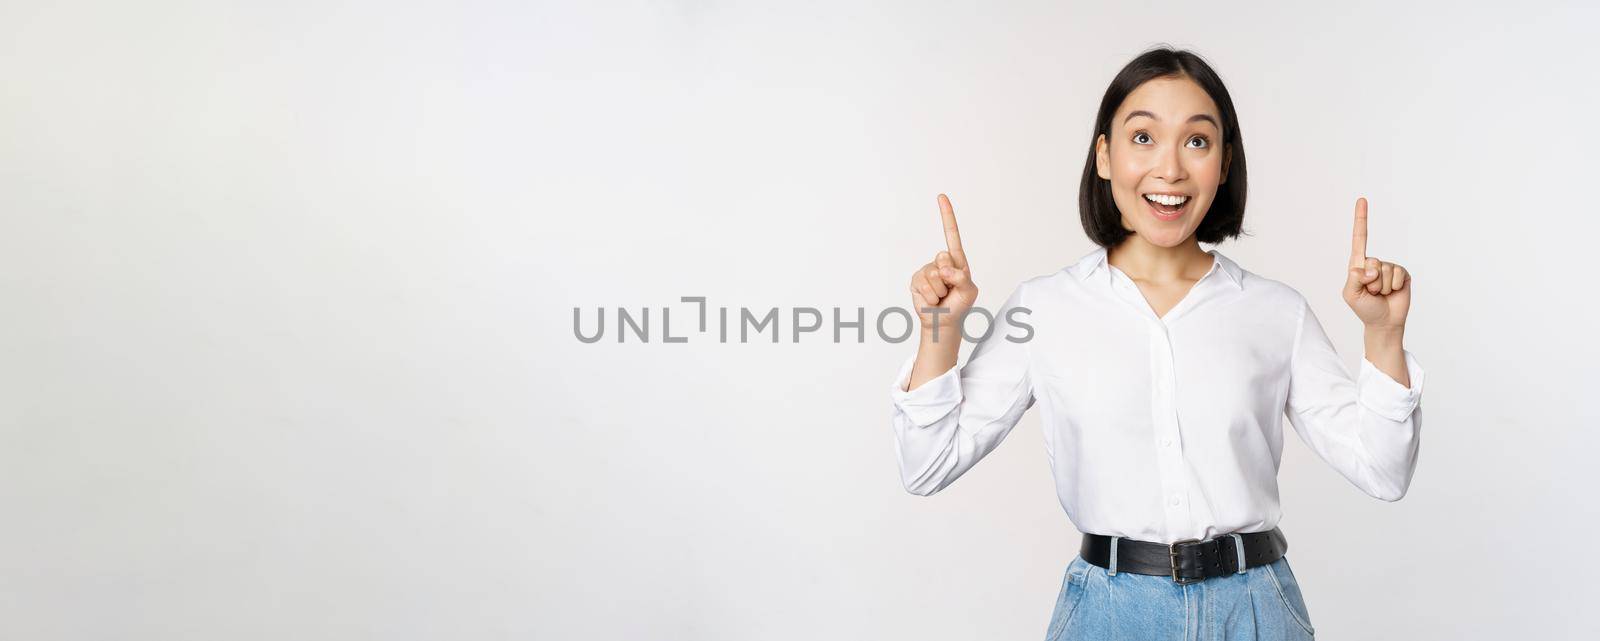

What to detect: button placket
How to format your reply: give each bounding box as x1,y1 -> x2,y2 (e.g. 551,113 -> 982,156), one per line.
1150,320 -> 1190,536
1102,257 -> 1211,538
1110,267 -> 1193,533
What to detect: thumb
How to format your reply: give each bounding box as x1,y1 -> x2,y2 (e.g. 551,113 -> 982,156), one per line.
1345,266 -> 1376,295
940,267 -> 978,300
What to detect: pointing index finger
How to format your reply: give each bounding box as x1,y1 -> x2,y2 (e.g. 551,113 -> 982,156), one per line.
1350,197 -> 1368,269
938,193 -> 966,268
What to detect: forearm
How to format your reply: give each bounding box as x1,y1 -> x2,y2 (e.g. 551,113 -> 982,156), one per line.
906,327 -> 962,391
1363,325 -> 1409,387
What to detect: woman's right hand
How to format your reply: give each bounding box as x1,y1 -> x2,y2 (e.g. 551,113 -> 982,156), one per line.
908,194 -> 979,341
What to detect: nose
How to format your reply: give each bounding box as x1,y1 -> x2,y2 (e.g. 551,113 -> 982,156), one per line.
1155,142 -> 1187,183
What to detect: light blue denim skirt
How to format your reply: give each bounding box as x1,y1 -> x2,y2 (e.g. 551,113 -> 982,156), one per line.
1044,552 -> 1317,640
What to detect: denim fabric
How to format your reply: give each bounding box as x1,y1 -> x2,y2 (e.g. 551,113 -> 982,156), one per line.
1045,553 -> 1316,640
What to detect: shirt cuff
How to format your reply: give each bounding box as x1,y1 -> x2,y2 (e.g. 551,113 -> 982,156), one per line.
889,353 -> 962,427
1358,349 -> 1425,422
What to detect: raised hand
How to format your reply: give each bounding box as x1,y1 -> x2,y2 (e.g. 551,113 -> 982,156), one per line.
909,194 -> 980,339
1343,197 -> 1412,329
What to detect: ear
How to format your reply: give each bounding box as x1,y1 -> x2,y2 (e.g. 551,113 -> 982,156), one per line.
1219,144 -> 1232,184
1095,134 -> 1111,180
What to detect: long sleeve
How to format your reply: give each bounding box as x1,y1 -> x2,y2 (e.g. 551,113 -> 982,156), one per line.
888,284 -> 1035,496
1283,295 -> 1425,502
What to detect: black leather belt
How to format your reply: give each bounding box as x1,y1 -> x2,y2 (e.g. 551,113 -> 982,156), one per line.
1079,527 -> 1288,584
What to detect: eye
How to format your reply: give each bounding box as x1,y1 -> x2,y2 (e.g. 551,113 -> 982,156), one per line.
1132,132 -> 1152,145
1187,135 -> 1210,149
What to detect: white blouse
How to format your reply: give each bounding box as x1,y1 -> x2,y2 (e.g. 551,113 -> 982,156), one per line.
889,246 -> 1425,544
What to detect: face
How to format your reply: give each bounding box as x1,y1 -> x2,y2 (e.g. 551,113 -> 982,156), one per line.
1096,75 -> 1230,248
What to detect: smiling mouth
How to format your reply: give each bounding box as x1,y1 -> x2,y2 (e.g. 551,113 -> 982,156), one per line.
1143,193 -> 1190,219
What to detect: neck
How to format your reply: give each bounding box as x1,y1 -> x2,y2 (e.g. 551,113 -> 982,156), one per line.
1107,235 -> 1212,284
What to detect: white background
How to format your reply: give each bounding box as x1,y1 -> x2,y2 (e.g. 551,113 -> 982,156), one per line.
3,1 -> 1597,639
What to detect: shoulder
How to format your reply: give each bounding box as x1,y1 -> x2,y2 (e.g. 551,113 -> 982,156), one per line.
1008,267 -> 1079,302
1238,269 -> 1308,308
1228,263 -> 1316,335
1213,248 -> 1306,307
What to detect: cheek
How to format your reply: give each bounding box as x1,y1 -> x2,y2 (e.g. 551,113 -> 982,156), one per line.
1111,154 -> 1147,189
1188,155 -> 1225,184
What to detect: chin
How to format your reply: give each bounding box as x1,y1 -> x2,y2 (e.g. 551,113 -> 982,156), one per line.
1121,219 -> 1193,247
1138,231 -> 1193,247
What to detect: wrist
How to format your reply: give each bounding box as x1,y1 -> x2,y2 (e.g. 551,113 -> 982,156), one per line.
1363,324 -> 1405,350
919,327 -> 962,346
1363,322 -> 1404,336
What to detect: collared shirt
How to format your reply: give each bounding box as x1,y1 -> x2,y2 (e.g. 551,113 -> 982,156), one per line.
889,246 -> 1425,544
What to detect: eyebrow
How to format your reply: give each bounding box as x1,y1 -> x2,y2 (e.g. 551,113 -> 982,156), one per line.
1123,110 -> 1220,129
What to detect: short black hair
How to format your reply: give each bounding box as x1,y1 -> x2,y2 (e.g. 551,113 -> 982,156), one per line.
1078,46 -> 1248,249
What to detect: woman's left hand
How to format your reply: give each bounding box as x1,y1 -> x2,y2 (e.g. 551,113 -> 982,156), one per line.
1343,197 -> 1411,329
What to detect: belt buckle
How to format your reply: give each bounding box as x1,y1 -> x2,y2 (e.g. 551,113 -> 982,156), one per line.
1168,538 -> 1204,584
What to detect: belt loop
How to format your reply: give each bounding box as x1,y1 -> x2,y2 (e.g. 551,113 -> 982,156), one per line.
1107,536 -> 1119,576
1228,533 -> 1246,574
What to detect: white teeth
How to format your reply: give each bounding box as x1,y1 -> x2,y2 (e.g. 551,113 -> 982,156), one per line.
1144,193 -> 1189,206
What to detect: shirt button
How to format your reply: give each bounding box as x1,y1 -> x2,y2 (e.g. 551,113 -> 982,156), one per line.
1170,496 -> 1181,506
1162,437 -> 1172,447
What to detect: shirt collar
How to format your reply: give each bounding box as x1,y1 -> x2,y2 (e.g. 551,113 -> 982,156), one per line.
1072,246 -> 1244,291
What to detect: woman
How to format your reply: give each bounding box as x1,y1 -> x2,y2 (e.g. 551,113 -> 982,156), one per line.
889,47 -> 1423,641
